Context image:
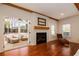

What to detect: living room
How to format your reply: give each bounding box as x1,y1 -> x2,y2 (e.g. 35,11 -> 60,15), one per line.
0,3 -> 79,56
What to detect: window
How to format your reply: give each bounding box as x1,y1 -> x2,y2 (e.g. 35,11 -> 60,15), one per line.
51,25 -> 55,35
62,24 -> 71,37
4,17 -> 28,34
4,17 -> 19,33
19,20 -> 28,33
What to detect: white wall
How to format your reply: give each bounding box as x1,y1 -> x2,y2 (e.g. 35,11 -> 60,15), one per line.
58,15 -> 79,43
0,15 -> 4,52
0,4 -> 58,52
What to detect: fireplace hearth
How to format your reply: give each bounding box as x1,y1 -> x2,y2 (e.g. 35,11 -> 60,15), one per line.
36,32 -> 47,44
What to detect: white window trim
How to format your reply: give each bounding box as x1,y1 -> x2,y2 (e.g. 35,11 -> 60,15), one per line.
51,25 -> 55,36
62,24 -> 71,38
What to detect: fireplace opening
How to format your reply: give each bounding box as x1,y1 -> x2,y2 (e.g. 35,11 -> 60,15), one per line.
36,32 -> 47,44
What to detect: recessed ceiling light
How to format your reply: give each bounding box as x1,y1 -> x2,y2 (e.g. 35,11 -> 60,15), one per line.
60,13 -> 64,16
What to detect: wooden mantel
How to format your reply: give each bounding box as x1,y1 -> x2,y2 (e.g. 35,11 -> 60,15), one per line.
34,26 -> 49,30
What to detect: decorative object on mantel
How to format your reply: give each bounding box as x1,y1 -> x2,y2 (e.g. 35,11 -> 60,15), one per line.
34,26 -> 49,30
38,17 -> 46,26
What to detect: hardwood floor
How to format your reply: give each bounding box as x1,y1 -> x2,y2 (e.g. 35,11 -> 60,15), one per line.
0,40 -> 79,56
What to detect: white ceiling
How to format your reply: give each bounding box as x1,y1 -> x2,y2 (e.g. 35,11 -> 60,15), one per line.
13,3 -> 79,19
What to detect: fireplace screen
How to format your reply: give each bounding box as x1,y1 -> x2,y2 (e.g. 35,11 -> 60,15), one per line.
36,32 -> 47,44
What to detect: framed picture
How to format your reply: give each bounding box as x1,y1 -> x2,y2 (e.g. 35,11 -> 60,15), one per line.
38,17 -> 46,26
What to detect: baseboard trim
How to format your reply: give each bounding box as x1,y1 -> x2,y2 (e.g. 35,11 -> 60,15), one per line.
70,41 -> 79,45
